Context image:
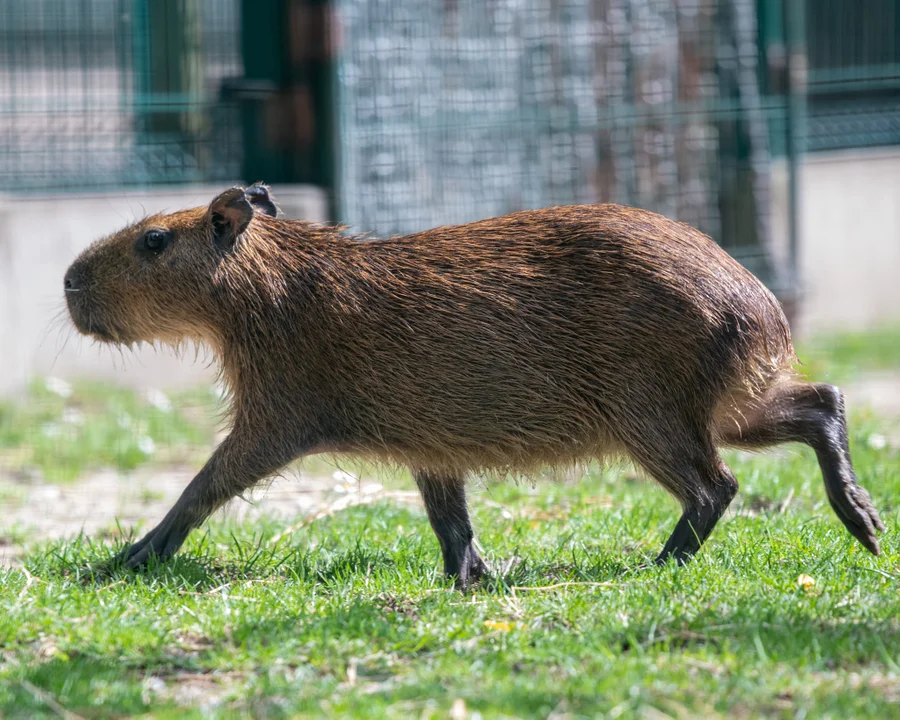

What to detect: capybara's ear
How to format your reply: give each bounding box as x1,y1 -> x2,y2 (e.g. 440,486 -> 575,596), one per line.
245,182 -> 278,218
208,187 -> 253,251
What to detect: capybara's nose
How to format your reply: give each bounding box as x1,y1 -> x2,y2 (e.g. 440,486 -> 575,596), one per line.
64,265 -> 84,293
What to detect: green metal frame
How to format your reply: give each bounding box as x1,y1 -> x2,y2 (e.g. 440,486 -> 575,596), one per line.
236,0 -> 335,193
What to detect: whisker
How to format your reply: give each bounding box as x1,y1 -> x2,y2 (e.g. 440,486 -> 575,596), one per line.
37,306 -> 68,355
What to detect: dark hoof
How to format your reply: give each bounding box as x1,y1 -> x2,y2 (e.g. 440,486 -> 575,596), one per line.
828,483 -> 884,556
450,543 -> 488,591
110,519 -> 189,570
653,550 -> 693,568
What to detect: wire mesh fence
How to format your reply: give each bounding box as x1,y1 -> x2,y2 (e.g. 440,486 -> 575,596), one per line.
334,0 -> 788,290
806,0 -> 900,151
0,0 -> 243,192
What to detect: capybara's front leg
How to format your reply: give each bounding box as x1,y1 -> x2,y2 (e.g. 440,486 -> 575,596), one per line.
115,430 -> 298,569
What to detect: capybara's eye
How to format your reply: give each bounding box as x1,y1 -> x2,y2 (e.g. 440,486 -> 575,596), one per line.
139,229 -> 172,256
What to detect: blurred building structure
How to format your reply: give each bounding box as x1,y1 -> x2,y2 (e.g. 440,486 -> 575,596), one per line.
0,0 -> 898,392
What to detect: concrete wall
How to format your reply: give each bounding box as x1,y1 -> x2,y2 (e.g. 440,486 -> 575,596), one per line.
0,185 -> 328,394
793,148 -> 900,334
1,150 -> 899,395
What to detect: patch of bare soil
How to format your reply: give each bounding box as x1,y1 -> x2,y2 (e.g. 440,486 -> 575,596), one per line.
0,465 -> 421,566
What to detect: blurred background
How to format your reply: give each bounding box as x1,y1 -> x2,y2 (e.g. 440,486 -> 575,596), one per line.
0,1 -> 898,546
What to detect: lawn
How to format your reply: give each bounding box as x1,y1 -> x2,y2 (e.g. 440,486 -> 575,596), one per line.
0,329 -> 899,718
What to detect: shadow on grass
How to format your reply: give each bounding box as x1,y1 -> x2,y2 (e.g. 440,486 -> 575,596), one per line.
25,533 -> 274,591
477,553 -> 642,593
27,525 -> 656,598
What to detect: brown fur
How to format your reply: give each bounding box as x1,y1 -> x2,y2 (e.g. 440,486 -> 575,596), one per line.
64,186 -> 883,584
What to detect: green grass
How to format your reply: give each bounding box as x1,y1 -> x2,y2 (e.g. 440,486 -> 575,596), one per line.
796,323 -> 900,385
0,379 -> 220,482
0,326 -> 899,717
1,412 -> 899,718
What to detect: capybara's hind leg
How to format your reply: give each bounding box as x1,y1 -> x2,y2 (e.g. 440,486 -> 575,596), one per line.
625,428 -> 739,565
413,471 -> 487,589
720,382 -> 884,554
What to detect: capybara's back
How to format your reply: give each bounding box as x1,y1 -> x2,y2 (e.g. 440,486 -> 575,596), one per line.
64,187 -> 884,586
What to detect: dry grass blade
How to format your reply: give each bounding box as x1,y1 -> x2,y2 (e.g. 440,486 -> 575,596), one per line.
20,680 -> 85,720
510,581 -> 616,592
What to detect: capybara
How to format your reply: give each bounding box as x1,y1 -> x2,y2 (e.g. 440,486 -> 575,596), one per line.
63,185 -> 884,586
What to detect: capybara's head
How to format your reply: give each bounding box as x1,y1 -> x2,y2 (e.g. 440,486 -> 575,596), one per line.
64,184 -> 279,347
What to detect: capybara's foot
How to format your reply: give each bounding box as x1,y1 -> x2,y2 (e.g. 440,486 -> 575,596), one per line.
452,542 -> 488,591
111,515 -> 191,570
